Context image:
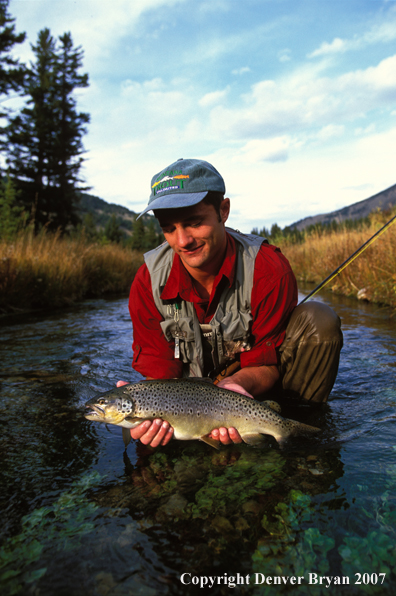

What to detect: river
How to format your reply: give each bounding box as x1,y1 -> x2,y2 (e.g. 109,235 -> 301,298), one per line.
0,290 -> 395,595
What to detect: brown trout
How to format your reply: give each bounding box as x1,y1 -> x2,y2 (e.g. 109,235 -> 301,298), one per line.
84,378 -> 320,448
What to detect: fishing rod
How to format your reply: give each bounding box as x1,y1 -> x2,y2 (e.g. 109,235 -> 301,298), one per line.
299,211 -> 396,304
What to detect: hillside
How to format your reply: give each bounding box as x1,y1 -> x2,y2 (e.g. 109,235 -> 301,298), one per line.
290,183 -> 396,231
77,192 -> 161,235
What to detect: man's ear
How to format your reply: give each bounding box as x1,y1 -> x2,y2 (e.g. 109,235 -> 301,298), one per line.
220,198 -> 230,224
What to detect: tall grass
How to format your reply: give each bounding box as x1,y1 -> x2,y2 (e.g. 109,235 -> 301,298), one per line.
0,228 -> 144,313
279,209 -> 396,308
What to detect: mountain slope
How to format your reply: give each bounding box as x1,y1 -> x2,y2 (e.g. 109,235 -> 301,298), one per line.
290,183 -> 396,231
77,192 -> 160,235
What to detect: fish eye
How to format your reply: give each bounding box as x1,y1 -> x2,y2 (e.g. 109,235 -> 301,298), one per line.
98,398 -> 108,405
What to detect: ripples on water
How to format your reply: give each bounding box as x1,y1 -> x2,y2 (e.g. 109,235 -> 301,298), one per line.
0,292 -> 395,595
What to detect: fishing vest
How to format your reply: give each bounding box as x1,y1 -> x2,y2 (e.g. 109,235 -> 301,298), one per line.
144,228 -> 265,378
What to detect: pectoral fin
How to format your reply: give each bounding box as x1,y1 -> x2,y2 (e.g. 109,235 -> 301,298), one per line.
122,427 -> 132,448
241,433 -> 266,445
200,434 -> 220,449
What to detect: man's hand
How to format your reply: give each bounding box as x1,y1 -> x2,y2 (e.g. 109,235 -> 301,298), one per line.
130,418 -> 174,447
208,379 -> 254,445
116,380 -> 174,447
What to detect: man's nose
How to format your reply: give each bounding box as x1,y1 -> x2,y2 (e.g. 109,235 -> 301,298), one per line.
175,226 -> 193,247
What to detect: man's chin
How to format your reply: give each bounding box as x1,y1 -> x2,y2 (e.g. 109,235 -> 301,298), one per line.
180,252 -> 208,269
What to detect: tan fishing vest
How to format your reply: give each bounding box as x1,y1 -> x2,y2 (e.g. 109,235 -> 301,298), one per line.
144,228 -> 264,377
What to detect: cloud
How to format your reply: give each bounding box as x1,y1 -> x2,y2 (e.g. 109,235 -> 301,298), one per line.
308,13 -> 396,58
239,137 -> 291,163
199,88 -> 229,107
231,66 -> 251,75
205,55 -> 396,141
278,49 -> 292,63
316,124 -> 345,141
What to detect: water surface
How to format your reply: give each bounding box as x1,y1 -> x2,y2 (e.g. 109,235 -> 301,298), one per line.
0,291 -> 395,595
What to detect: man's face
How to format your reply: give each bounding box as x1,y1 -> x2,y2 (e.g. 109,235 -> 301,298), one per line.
156,198 -> 230,274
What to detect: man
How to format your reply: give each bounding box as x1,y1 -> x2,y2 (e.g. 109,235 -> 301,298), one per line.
124,158 -> 343,448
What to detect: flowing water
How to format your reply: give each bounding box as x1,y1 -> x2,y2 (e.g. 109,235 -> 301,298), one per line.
0,290 -> 395,596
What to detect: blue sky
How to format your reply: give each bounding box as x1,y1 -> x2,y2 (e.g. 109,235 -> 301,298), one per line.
8,0 -> 396,231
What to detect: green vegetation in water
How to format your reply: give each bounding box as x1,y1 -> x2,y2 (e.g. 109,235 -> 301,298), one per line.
338,462 -> 396,591
252,455 -> 396,595
190,450 -> 285,519
0,471 -> 102,596
252,490 -> 335,595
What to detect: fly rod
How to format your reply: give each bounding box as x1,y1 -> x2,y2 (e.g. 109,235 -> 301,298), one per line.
299,211 -> 396,304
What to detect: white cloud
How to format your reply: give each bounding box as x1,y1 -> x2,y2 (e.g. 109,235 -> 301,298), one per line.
308,37 -> 346,58
205,55 -> 396,141
239,137 -> 291,163
278,49 -> 291,63
231,66 -> 251,75
316,124 -> 345,141
199,88 -> 229,107
308,13 -> 396,58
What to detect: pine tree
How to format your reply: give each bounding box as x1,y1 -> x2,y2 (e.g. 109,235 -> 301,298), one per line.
5,28 -> 89,231
0,0 -> 25,114
130,215 -> 146,250
104,213 -> 123,243
6,28 -> 57,230
0,175 -> 24,238
144,217 -> 160,250
52,32 -> 89,228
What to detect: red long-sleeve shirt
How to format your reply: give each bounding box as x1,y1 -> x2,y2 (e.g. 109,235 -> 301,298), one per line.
129,233 -> 297,378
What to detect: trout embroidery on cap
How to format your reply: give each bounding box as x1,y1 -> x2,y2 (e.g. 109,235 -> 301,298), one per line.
152,173 -> 190,196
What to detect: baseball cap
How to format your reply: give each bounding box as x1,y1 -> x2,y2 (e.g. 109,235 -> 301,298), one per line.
137,158 -> 226,218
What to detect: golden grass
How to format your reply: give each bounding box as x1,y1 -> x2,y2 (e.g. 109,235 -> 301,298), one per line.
279,210 -> 396,308
1,209 -> 395,313
0,229 -> 144,313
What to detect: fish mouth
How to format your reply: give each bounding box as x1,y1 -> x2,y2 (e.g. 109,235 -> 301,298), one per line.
85,404 -> 106,418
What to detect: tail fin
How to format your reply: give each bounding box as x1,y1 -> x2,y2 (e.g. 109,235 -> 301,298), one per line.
290,420 -> 321,437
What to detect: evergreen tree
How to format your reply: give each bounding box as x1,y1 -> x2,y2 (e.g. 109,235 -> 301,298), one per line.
0,175 -> 24,238
81,212 -> 98,241
52,32 -> 89,228
6,28 -> 57,230
144,217 -> 160,250
5,28 -> 89,231
104,213 -> 123,243
130,215 -> 146,250
0,0 -> 26,119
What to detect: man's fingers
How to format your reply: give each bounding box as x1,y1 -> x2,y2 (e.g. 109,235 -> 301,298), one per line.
228,427 -> 243,443
116,380 -> 129,387
209,427 -> 243,445
147,420 -> 171,448
130,420 -> 152,440
129,419 -> 173,447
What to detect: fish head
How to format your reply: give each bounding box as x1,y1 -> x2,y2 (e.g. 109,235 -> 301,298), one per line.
85,395 -> 135,426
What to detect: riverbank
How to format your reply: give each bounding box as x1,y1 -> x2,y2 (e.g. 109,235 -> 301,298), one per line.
1,209 -> 395,314
280,209 -> 396,308
0,229 -> 143,313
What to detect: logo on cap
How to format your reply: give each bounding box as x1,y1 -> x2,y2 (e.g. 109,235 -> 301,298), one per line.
152,172 -> 190,196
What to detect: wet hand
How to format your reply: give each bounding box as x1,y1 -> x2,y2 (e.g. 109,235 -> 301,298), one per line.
130,419 -> 174,447
216,378 -> 254,398
209,426 -> 243,445
209,379 -> 254,444
116,381 -> 174,447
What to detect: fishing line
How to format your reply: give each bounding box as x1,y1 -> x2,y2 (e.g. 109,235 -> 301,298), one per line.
299,211 -> 396,304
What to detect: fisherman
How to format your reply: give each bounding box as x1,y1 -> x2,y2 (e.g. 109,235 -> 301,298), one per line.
124,158 -> 343,448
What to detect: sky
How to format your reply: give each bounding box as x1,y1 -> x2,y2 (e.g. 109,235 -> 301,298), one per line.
6,0 -> 396,232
